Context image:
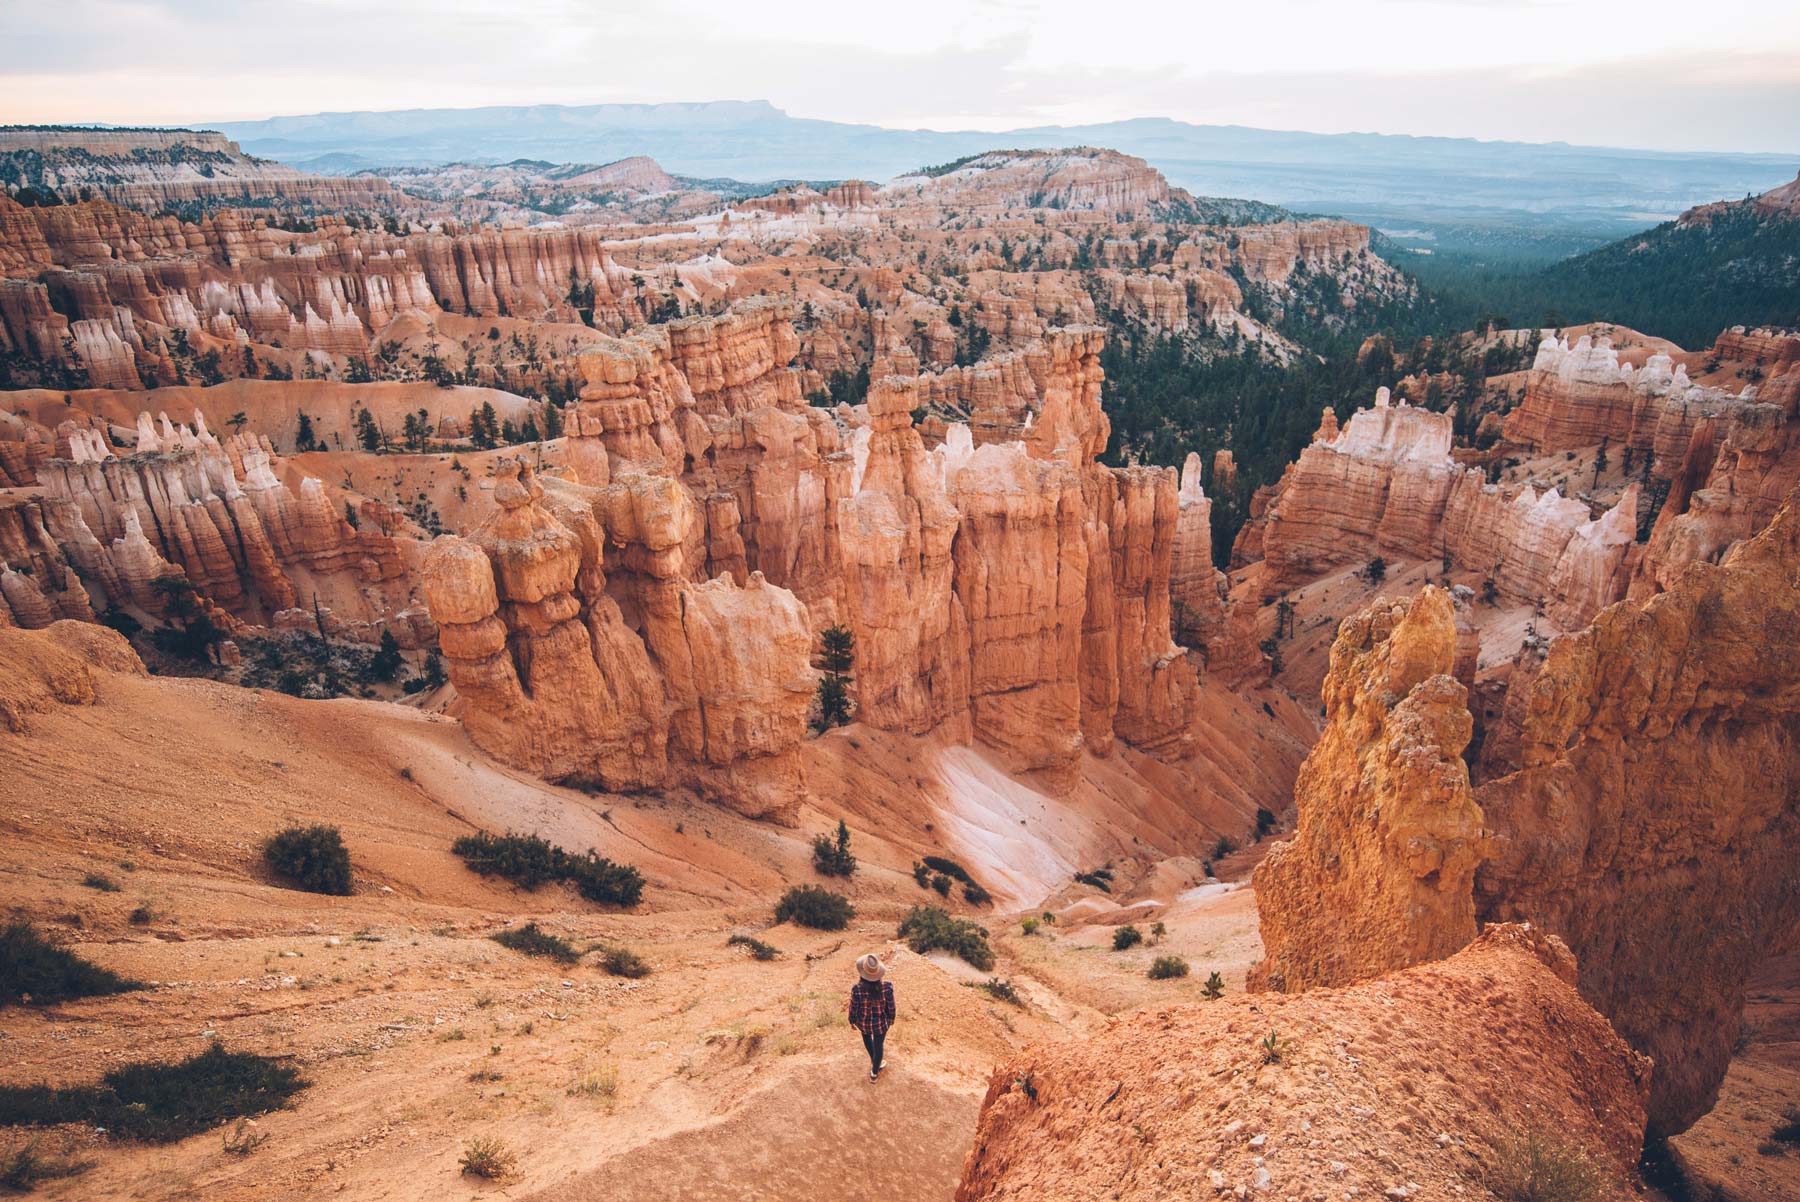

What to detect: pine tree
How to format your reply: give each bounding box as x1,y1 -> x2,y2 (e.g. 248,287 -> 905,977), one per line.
369,629 -> 403,682
812,623 -> 857,732
354,407 -> 383,452
813,674 -> 852,732
812,818 -> 856,877
820,625 -> 855,675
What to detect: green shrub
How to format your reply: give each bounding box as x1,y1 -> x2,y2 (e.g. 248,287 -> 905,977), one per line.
0,921 -> 141,1006
1258,1030 -> 1293,1065
565,852 -> 645,907
1112,925 -> 1143,951
1150,921 -> 1167,942
81,873 -> 120,893
452,831 -> 643,907
1202,970 -> 1225,999
962,882 -> 992,906
455,831 -> 566,888
911,861 -> 931,888
1020,917 -> 1041,935
1212,836 -> 1236,861
1074,867 -> 1113,893
1040,911 -> 1057,925
1148,955 -> 1189,980
1488,1132 -> 1604,1202
0,1042 -> 305,1143
773,886 -> 855,931
812,820 -> 856,877
1773,1106 -> 1800,1145
929,873 -> 952,896
597,945 -> 650,978
727,934 -> 779,961
263,825 -> 352,895
921,855 -> 972,884
489,922 -> 580,964
973,978 -> 1023,1007
1254,807 -> 1277,837
897,905 -> 995,971
0,1139 -> 90,1189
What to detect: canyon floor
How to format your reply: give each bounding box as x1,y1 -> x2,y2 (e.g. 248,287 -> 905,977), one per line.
0,630 -> 1302,1202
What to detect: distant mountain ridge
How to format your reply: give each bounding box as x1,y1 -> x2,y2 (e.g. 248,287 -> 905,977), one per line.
212,100 -> 1798,256
1401,168 -> 1800,346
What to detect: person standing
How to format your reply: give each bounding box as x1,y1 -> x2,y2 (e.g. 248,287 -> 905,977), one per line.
848,953 -> 895,1081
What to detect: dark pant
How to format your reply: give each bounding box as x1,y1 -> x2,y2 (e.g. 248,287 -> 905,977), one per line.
861,1028 -> 886,1072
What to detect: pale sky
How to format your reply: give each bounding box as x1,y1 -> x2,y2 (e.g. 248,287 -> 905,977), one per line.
4,0 -> 1799,153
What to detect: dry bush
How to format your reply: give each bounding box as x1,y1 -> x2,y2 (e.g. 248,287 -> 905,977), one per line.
221,1118 -> 269,1156
1489,1132 -> 1604,1202
459,1135 -> 516,1180
568,1062 -> 618,1101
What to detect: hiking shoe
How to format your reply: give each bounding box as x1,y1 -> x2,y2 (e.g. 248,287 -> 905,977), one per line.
869,1067 -> 879,1082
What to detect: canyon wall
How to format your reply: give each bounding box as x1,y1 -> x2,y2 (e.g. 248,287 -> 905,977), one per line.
1252,388 -> 1643,626
425,304 -> 1200,790
1502,331 -> 1781,460
0,127 -> 405,213
1251,489 -> 1800,1132
1473,487 -> 1800,1132
0,191 -> 640,388
1,409 -> 429,643
421,458 -> 814,819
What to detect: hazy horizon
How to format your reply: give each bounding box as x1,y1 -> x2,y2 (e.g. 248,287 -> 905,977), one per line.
4,0 -> 1799,157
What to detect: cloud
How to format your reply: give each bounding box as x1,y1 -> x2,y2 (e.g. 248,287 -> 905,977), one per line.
0,0 -> 1796,153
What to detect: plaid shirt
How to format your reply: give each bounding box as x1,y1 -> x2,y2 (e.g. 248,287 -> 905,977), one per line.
848,978 -> 895,1036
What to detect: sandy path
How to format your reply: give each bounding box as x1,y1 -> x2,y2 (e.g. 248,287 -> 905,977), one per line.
535,1055 -> 979,1202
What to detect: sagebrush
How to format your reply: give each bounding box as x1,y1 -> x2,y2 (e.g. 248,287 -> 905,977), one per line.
773,885 -> 855,931
263,825 -> 352,895
897,905 -> 995,971
1488,1132 -> 1604,1202
452,830 -> 643,906
489,922 -> 580,964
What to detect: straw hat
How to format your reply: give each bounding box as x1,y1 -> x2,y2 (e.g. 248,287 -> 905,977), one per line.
856,953 -> 885,981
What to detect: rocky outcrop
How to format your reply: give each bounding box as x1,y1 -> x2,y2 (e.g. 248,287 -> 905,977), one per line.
1474,487 -> 1800,1132
1253,387 -> 1640,624
0,191 -> 640,388
15,410 -> 427,643
422,458 -> 816,820
1250,588 -> 1485,992
892,148 -> 1172,215
0,620 -> 144,732
957,923 -> 1651,1202
1502,332 -> 1776,459
1248,490 -> 1800,1133
834,377 -> 967,736
0,127 -> 404,214
1169,452 -> 1227,659
1174,219 -> 1371,284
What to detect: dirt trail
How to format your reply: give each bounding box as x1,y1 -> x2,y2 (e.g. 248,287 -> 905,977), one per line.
536,1056 -> 979,1202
